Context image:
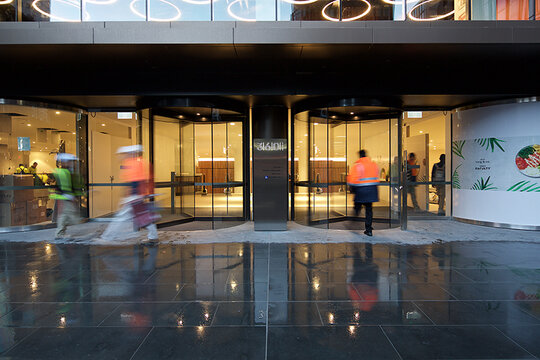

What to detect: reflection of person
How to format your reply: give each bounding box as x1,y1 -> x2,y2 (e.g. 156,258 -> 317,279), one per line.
15,164 -> 29,174
347,150 -> 379,237
431,154 -> 446,215
50,153 -> 83,239
348,244 -> 379,311
407,153 -> 420,210
28,162 -> 38,174
101,145 -> 159,243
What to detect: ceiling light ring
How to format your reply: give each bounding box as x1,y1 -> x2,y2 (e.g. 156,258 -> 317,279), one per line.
0,0 -> 14,5
226,0 -> 256,22
407,0 -> 455,21
31,0 -> 81,22
130,0 -> 182,21
322,0 -> 371,22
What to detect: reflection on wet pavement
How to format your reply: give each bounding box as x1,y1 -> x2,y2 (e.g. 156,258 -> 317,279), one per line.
0,241 -> 538,359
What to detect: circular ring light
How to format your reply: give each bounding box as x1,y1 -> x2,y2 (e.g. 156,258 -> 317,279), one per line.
0,0 -> 14,5
31,0 -> 81,21
227,0 -> 256,22
130,0 -> 182,21
322,0 -> 371,21
407,0 -> 454,21
282,0 -> 318,4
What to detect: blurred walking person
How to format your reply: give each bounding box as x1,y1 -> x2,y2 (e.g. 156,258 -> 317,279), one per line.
347,150 -> 379,237
101,145 -> 159,243
50,153 -> 83,239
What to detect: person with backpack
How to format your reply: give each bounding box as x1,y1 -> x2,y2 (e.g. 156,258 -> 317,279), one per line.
431,154 -> 446,215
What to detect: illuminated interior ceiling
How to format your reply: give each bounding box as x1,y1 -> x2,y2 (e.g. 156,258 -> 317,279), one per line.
25,0 -> 455,22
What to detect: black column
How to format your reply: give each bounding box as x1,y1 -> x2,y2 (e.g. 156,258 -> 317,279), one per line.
252,106 -> 288,231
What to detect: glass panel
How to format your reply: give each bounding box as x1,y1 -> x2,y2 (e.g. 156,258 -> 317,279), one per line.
88,112 -> 137,218
496,0 -> 528,19
154,115 -> 182,222
344,0 -> 399,21
346,121 -> 360,219
213,120 -> 243,229
83,0 -> 145,21
0,104 -> 79,228
213,0 -> 275,21
389,117 -> 400,225
328,119 -> 346,220
293,111 -> 309,225
149,0 -> 210,21
194,122 -> 212,217
278,0 -> 335,21
403,111 -> 449,217
407,0 -> 455,20
23,0 -> 81,21
472,0 -> 496,19
310,114 -> 328,225
180,120 -> 195,217
361,119 -> 390,221
0,0 -> 16,21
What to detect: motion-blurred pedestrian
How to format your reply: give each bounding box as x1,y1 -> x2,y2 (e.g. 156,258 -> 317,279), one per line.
347,149 -> 379,236
50,153 -> 83,239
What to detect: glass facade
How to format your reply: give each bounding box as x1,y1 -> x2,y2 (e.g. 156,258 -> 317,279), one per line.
0,98 -> 456,231
0,0 -> 536,21
0,101 -> 84,228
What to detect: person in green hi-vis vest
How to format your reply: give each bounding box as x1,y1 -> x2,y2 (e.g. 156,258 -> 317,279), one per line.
50,153 -> 83,239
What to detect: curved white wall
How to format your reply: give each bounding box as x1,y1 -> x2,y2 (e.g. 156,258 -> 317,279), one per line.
452,101 -> 540,228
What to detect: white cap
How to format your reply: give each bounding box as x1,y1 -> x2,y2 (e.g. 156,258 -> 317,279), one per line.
116,145 -> 143,154
56,153 -> 78,161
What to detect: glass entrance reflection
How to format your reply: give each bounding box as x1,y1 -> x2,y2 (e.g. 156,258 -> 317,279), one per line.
293,106 -> 401,229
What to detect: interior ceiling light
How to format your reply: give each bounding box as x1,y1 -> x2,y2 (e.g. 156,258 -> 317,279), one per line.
130,0 -> 181,21
407,0 -> 454,21
32,0 -> 82,22
0,0 -> 14,5
227,0 -> 256,22
322,0 -> 371,21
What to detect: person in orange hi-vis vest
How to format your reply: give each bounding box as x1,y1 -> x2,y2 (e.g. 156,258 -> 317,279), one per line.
101,145 -> 159,243
347,149 -> 379,236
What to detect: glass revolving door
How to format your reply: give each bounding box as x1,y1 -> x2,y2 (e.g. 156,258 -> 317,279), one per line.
150,104 -> 248,230
293,105 -> 401,229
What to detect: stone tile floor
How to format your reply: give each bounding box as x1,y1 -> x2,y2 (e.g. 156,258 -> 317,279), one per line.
0,239 -> 539,359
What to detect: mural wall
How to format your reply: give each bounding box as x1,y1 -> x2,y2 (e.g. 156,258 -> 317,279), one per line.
452,101 -> 540,228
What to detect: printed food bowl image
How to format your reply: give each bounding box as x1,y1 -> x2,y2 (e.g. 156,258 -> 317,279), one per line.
515,145 -> 540,177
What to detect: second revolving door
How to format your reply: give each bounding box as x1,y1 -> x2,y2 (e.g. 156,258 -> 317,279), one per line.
293,105 -> 401,229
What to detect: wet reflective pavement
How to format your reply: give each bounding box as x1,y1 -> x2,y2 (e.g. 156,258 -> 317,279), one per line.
0,240 -> 539,359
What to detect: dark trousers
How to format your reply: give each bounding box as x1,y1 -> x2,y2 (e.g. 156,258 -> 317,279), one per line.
354,202 -> 373,231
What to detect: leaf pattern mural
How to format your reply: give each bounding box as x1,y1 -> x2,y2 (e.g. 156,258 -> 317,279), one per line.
452,140 -> 466,159
452,164 -> 462,189
507,181 -> 540,192
471,176 -> 497,191
474,138 -> 505,152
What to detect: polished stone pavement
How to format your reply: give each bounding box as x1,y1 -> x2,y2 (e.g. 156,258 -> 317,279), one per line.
0,240 -> 539,359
